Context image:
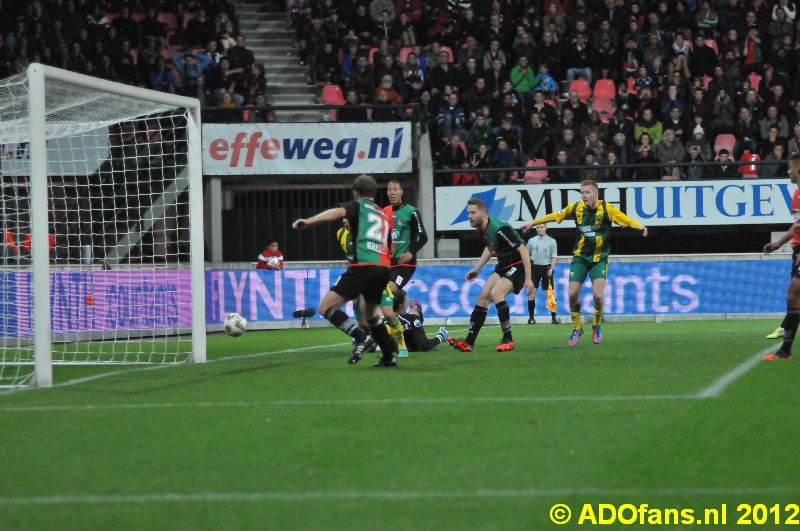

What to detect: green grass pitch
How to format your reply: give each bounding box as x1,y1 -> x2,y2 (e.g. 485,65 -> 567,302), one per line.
1,320 -> 798,529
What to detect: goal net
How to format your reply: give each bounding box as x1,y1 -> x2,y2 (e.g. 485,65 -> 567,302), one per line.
0,64 -> 205,387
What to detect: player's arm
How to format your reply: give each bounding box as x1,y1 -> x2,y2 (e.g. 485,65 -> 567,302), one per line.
523,204 -> 574,233
764,225 -> 796,253
606,204 -> 648,237
466,247 -> 493,281
402,210 -> 428,263
292,206 -> 347,229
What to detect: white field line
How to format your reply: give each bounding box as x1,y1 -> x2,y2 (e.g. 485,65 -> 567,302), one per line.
695,346 -> 774,398
0,486 -> 798,506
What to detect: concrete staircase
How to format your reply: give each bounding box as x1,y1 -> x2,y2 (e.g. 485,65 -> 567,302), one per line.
235,0 -> 325,122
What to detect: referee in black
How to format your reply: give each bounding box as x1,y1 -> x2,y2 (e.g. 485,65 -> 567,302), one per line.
526,222 -> 560,324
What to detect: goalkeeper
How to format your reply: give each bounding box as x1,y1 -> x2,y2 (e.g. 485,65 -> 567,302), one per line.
523,179 -> 648,346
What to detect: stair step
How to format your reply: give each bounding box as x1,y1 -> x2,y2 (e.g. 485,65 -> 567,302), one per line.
267,93 -> 319,104
269,83 -> 317,95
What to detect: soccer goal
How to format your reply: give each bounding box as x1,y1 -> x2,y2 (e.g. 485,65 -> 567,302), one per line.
0,64 -> 206,387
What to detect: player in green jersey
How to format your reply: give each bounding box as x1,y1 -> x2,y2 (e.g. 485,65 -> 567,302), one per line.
449,197 -> 533,352
293,174 -> 398,367
526,179 -> 648,346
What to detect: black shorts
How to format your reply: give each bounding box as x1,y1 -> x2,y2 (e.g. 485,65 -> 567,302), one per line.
792,246 -> 800,279
389,264 -> 417,288
494,262 -> 527,295
331,265 -> 391,305
531,264 -> 552,290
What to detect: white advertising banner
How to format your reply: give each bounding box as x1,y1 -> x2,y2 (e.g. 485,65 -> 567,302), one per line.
435,180 -> 795,231
202,122 -> 413,175
1,128 -> 110,176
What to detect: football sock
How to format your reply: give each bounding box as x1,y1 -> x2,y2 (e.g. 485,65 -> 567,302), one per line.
385,315 -> 407,351
368,317 -> 396,360
780,310 -> 800,354
592,306 -> 603,326
465,304 -> 488,345
527,299 -> 535,319
496,300 -> 512,341
551,311 -> 557,319
326,308 -> 366,341
570,303 -> 582,330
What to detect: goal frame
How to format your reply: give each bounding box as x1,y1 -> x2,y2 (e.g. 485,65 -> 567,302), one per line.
27,63 -> 206,387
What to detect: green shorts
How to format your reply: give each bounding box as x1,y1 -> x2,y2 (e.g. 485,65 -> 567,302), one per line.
569,256 -> 608,283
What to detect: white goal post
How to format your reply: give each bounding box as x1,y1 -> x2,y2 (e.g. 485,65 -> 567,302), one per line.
0,64 -> 205,388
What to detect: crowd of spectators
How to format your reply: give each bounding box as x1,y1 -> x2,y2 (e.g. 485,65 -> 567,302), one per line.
292,0 -> 800,184
0,0 -> 275,122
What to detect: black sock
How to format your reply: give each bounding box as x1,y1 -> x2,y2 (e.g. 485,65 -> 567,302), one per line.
326,308 -> 366,341
496,300 -> 512,341
465,305 -> 488,345
527,299 -> 535,318
780,311 -> 800,354
369,318 -> 396,361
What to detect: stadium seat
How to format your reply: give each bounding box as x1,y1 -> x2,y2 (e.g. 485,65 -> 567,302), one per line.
159,46 -> 182,60
130,12 -> 146,22
702,74 -> 712,91
748,73 -> 762,91
105,12 -> 119,24
157,12 -> 179,30
626,77 -> 637,95
398,47 -> 413,64
569,79 -> 591,103
128,47 -> 139,65
714,134 -> 736,156
321,84 -> 345,105
439,46 -> 454,63
704,38 -> 719,56
739,151 -> 761,178
592,79 -> 616,101
182,12 -> 197,29
523,159 -> 548,184
368,47 -> 379,65
329,109 -> 338,122
661,174 -> 681,181
591,98 -> 614,123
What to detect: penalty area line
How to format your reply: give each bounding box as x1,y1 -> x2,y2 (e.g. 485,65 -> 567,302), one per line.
695,346 -> 775,399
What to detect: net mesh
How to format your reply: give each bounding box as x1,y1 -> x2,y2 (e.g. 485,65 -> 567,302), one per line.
0,72 -> 196,387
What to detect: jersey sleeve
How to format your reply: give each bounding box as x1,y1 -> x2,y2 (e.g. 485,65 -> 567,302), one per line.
606,203 -> 643,229
530,202 -> 575,226
408,209 -> 429,255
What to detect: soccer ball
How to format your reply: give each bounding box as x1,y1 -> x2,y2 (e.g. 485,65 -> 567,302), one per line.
267,256 -> 280,268
224,313 -> 248,337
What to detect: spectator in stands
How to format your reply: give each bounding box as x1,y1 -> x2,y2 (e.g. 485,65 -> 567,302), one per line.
375,73 -> 404,105
549,150 -> 579,183
510,55 -> 536,109
456,56 -> 480,96
466,112 -> 495,155
553,128 -> 582,165
760,143 -> 787,178
635,108 -> 663,144
564,33 -> 593,85
247,93 -> 276,123
661,85 -> 687,120
542,3 -> 567,39
482,38 -> 507,72
207,57 -> 244,105
759,104 -> 790,141
609,132 -> 634,170
485,57 -> 509,101
656,129 -> 686,177
316,40 -> 341,85
438,133 -> 468,175
471,141 -> 493,183
522,111 -> 552,161
227,35 -> 254,72
634,143 -> 660,180
452,159 -> 479,185
350,4 -> 377,47
299,16 -> 327,81
492,88 -> 526,135
150,56 -> 178,93
172,50 -> 213,96
760,124 -> 788,159
429,49 -> 458,100
373,88 -> 402,121
492,137 -> 516,184
593,36 -> 619,82
464,77 -> 492,123
734,107 -> 760,159
437,91 -> 467,140
554,107 -> 579,143
338,89 -> 368,122
583,130 -> 607,162
402,52 -> 425,103
530,90 -> 558,126
532,63 -> 558,100
788,124 -> 800,154
633,64 -> 655,93
187,8 -> 214,48
581,111 -> 608,141
257,240 -> 284,270
141,7 -> 167,51
457,34 -> 482,67
685,145 -> 707,179
214,12 -> 236,50
742,26 -> 765,75
615,80 -> 639,115
493,116 -> 522,151
374,53 -> 405,98
563,89 -> 589,125
511,28 -> 536,65
350,55 -> 375,102
686,125 -> 714,162
709,149 -> 739,178
621,35 -> 644,79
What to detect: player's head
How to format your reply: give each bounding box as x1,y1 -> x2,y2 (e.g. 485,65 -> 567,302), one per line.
387,179 -> 404,206
789,152 -> 800,184
580,179 -> 599,208
392,288 -> 407,313
535,223 -> 547,236
352,174 -> 377,199
466,197 -> 488,228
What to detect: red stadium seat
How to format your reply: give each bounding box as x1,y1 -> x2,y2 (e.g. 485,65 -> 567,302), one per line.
739,151 -> 761,177
321,84 -> 345,105
748,73 -> 762,91
398,47 -> 413,65
626,76 -> 637,95
702,74 -> 712,91
128,47 -> 139,65
592,79 -> 616,101
368,47 -> 379,65
182,12 -> 197,29
130,12 -> 146,22
661,174 -> 681,181
523,159 -> 548,184
105,12 -> 119,24
704,38 -> 719,56
157,12 -> 178,30
569,79 -> 591,103
439,46 -> 454,63
714,134 -> 736,156
591,98 -> 614,123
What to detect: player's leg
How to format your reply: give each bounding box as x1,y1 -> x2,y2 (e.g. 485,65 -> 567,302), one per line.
568,258 -> 590,345
450,273 -> 499,351
319,285 -> 370,347
590,277 -> 606,344
490,275 -> 518,351
765,276 -> 800,360
527,267 -> 543,324
349,268 -> 396,366
381,287 -> 408,357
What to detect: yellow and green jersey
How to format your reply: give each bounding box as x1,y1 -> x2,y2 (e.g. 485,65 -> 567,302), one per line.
530,200 -> 643,262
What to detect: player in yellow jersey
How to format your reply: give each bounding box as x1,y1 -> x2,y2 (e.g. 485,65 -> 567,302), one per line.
525,179 -> 648,345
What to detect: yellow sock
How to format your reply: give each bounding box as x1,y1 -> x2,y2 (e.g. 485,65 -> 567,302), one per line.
570,310 -> 582,330
386,318 -> 406,350
593,307 -> 603,326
